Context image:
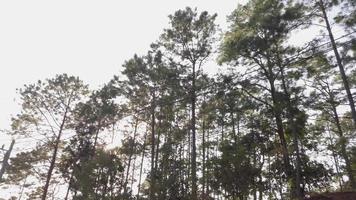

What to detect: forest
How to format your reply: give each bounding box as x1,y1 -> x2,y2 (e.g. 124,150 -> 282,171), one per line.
0,0 -> 356,199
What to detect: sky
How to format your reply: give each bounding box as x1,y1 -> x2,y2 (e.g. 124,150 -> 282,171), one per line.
0,0 -> 248,145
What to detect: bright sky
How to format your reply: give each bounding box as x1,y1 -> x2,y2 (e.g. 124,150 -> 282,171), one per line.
0,0 -> 247,144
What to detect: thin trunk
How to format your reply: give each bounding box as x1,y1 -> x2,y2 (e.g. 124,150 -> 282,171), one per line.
124,119 -> 139,195
269,79 -> 292,185
18,175 -> 27,200
186,130 -> 191,193
331,99 -> 356,189
292,125 -> 303,199
137,133 -> 147,199
231,109 -> 238,144
202,116 -> 206,195
64,171 -> 74,200
130,154 -> 137,190
155,119 -> 161,171
150,90 -> 156,200
42,107 -> 69,200
259,174 -> 263,200
188,113 -> 191,181
327,125 -> 344,191
179,141 -> 184,195
206,129 -> 210,197
268,155 -> 272,199
93,124 -> 102,155
279,67 -> 303,199
102,169 -> 108,199
319,0 -> 356,130
191,63 -> 198,200
0,140 -> 15,181
253,149 -> 257,200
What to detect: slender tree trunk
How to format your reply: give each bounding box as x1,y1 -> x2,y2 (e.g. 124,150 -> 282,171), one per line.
269,79 -> 293,186
220,111 -> 225,142
124,119 -> 139,195
279,67 -> 303,199
206,129 -> 210,197
179,141 -> 184,195
124,152 -> 132,194
188,111 -> 191,182
191,63 -> 198,200
18,175 -> 27,200
319,0 -> 356,130
150,90 -> 156,200
64,171 -> 74,200
327,125 -> 344,191
230,108 -> 238,144
93,123 -> 102,153
331,99 -> 356,189
137,133 -> 147,199
0,139 -> 15,181
202,115 -> 206,195
259,174 -> 263,200
155,119 -> 161,171
291,124 -> 303,199
102,169 -> 108,199
253,148 -> 257,200
42,107 -> 69,200
130,153 -> 137,190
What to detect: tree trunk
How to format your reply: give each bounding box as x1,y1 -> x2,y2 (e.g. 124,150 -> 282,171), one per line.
150,90 -> 156,200
0,139 -> 15,181
319,1 -> 356,187
155,119 -> 161,171
202,115 -> 206,195
331,98 -> 356,189
269,79 -> 292,183
279,67 -> 304,199
230,108 -> 238,144
319,0 -> 356,130
191,62 -> 198,200
124,118 -> 139,195
42,107 -> 69,200
253,148 -> 257,200
259,174 -> 263,200
64,171 -> 74,200
327,125 -> 344,191
130,153 -> 137,191
18,174 -> 27,200
206,129 -> 210,197
137,133 -> 147,199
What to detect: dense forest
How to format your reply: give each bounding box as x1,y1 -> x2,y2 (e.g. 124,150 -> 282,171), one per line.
0,0 -> 356,199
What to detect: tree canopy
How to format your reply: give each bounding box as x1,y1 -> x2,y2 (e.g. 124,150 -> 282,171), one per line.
1,2 -> 356,200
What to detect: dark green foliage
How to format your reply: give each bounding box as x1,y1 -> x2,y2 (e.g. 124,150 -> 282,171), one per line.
71,149 -> 125,200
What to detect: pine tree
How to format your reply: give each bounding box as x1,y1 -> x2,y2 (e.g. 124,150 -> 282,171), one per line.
9,74 -> 88,199
159,8 -> 217,199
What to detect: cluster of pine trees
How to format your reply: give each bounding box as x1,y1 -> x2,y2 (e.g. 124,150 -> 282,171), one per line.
1,0 -> 356,199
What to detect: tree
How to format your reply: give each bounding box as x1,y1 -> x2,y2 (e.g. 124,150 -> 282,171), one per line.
2,5 -> 356,200
70,148 -> 125,200
317,0 -> 356,130
159,7 -> 217,199
10,74 -> 88,200
60,81 -> 123,199
219,0 -> 307,198
305,54 -> 356,189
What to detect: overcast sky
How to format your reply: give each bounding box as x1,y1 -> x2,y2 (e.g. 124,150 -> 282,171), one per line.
0,0 -> 250,144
